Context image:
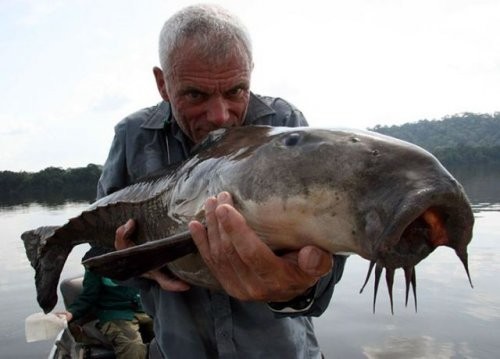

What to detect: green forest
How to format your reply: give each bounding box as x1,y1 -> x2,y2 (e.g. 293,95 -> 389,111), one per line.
0,164 -> 102,205
371,112 -> 500,165
1,112 -> 498,205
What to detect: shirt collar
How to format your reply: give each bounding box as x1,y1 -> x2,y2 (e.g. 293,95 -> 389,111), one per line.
140,101 -> 171,130
244,93 -> 276,124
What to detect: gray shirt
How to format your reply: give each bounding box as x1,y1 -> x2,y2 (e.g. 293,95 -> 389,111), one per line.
97,93 -> 346,358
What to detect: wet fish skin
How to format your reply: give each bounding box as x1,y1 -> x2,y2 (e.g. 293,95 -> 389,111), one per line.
21,126 -> 474,313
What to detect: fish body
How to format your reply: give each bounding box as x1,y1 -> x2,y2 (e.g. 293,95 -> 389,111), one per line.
21,126 -> 474,313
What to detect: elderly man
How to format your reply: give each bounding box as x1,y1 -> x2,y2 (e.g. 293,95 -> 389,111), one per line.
99,4 -> 346,358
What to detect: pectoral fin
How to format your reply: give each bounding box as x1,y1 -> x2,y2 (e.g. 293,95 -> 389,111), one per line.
83,231 -> 197,281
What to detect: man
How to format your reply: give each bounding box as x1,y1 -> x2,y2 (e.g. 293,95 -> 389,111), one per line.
58,247 -> 153,359
98,4 -> 346,358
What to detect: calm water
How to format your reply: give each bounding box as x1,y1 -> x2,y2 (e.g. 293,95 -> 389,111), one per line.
1,202 -> 91,358
1,167 -> 499,358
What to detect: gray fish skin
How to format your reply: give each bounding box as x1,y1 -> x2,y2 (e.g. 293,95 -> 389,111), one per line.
21,126 -> 474,313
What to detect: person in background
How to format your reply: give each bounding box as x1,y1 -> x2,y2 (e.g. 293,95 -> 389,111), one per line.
99,4 -> 347,358
57,247 -> 154,359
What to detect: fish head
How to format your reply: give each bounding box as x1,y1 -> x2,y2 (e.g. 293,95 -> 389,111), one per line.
198,126 -> 474,309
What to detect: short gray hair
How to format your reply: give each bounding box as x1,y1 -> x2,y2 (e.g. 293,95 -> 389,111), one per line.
158,4 -> 253,77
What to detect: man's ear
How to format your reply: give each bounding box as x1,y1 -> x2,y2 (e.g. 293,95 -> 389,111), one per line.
153,67 -> 169,102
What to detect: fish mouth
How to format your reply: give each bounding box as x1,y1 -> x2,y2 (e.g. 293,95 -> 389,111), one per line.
360,192 -> 474,314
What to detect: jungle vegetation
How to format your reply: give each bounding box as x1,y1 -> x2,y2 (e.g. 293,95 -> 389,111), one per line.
370,112 -> 500,166
1,112 -> 498,204
0,164 -> 102,205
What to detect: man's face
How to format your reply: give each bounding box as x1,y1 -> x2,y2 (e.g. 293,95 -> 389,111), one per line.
162,46 -> 252,144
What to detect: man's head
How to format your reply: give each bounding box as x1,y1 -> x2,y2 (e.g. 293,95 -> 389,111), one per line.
154,4 -> 254,143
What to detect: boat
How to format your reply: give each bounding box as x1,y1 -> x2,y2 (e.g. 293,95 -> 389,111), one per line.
48,276 -> 116,359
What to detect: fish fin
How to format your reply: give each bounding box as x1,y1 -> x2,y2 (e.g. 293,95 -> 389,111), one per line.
21,226 -> 58,268
133,162 -> 182,183
385,268 -> 395,315
83,231 -> 197,281
21,226 -> 72,313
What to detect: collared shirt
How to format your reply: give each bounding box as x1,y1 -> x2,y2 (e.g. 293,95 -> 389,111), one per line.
97,93 -> 346,358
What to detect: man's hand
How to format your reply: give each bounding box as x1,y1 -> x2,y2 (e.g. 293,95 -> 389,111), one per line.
55,311 -> 73,322
189,192 -> 333,302
115,219 -> 190,292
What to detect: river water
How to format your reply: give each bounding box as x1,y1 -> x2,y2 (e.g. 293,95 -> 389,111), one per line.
1,166 -> 499,358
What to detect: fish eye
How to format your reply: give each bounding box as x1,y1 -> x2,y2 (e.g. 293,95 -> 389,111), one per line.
282,132 -> 302,147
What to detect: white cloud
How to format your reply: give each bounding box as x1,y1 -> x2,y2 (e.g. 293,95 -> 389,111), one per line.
14,0 -> 65,26
1,0 -> 499,171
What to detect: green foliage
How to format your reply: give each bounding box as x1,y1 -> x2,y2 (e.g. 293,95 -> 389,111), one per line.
2,112 -> 499,203
0,164 -> 102,205
370,112 -> 500,165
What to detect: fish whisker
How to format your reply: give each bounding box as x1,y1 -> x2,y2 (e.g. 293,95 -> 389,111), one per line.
404,266 -> 417,312
360,261 -> 419,314
373,263 -> 383,314
359,260 -> 375,294
385,267 -> 395,315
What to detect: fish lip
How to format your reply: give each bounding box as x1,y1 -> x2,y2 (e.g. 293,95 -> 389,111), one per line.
375,188 -> 473,269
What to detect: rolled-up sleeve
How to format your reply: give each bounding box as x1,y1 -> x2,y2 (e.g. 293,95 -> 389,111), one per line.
269,255 -> 347,318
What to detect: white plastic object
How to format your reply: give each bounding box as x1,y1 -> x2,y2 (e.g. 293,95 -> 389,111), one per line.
25,312 -> 67,342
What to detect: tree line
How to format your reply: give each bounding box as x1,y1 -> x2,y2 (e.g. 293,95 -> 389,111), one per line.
370,112 -> 500,166
1,112 -> 498,205
0,164 -> 102,205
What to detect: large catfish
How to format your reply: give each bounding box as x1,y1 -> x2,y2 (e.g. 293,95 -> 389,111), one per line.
22,126 -> 474,313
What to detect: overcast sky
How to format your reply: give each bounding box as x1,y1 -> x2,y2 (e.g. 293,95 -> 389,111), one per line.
1,0 -> 499,172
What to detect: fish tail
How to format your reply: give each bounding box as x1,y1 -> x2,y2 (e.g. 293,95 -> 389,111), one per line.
21,226 -> 73,313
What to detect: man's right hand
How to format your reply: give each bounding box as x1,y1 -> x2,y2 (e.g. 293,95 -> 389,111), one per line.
115,219 -> 190,292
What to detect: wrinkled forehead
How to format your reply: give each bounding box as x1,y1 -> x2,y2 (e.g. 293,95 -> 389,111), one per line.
169,35 -> 252,74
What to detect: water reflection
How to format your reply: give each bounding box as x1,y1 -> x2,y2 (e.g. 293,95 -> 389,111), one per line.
448,164 -> 500,204
314,165 -> 500,358
1,164 -> 499,358
362,335 -> 473,359
316,204 -> 500,358
0,187 -> 95,208
0,202 -> 91,357
472,203 -> 500,212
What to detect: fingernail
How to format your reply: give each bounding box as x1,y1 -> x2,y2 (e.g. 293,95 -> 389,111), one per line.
217,191 -> 230,203
216,206 -> 228,221
205,197 -> 216,213
305,248 -> 321,272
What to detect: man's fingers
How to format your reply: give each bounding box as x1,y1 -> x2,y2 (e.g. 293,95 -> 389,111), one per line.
203,196 -> 220,257
189,220 -> 209,255
114,219 -> 192,293
143,270 -> 190,292
215,201 -> 278,273
115,219 -> 136,250
55,311 -> 72,321
297,246 -> 333,277
190,191 -> 331,302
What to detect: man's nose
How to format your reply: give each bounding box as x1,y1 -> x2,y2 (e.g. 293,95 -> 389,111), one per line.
207,96 -> 231,126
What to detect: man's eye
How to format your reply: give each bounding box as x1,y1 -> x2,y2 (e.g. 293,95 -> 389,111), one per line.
186,91 -> 204,101
226,87 -> 245,98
